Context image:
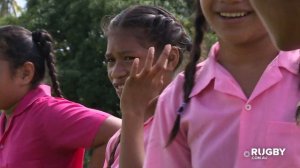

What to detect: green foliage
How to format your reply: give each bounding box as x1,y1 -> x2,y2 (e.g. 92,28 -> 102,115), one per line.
0,14 -> 19,25
18,0 -> 122,115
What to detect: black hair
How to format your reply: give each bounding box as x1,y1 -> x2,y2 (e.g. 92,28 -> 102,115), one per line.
166,0 -> 206,146
102,5 -> 192,68
0,25 -> 62,97
101,5 -> 192,167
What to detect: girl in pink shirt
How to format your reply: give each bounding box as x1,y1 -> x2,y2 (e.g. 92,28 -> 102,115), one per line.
101,5 -> 192,168
0,25 -> 121,168
143,0 -> 300,168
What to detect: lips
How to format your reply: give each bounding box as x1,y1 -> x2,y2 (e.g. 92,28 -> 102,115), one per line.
219,12 -> 249,18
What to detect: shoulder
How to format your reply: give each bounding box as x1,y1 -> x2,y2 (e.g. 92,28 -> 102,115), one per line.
32,96 -> 109,120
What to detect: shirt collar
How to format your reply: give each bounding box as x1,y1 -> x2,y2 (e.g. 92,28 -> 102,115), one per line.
277,49 -> 300,75
12,84 -> 51,117
189,43 -> 219,98
188,43 -> 300,98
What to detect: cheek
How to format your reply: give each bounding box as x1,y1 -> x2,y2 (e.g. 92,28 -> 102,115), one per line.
106,66 -> 113,82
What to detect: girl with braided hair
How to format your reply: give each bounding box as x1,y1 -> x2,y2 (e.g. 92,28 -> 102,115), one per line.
0,25 -> 121,168
144,0 -> 300,167
101,5 -> 192,168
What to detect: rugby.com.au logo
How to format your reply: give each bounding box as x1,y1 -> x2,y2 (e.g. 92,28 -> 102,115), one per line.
243,148 -> 286,160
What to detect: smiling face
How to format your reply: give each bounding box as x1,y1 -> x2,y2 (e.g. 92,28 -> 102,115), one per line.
200,0 -> 269,46
249,0 -> 300,50
105,29 -> 150,98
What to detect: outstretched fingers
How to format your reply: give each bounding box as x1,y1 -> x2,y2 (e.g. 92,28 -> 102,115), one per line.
143,47 -> 155,73
129,58 -> 140,78
151,44 -> 171,76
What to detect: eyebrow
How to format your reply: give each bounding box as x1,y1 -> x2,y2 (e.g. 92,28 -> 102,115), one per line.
105,50 -> 137,58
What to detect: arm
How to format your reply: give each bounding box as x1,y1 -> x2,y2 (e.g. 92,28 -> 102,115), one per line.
89,116 -> 121,167
88,144 -> 107,168
119,45 -> 171,168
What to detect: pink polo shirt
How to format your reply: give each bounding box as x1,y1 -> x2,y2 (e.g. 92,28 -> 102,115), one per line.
144,43 -> 300,168
104,117 -> 153,168
0,85 -> 109,168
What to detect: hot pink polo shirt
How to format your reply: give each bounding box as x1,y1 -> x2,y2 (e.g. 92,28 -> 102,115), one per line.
0,85 -> 109,168
144,43 -> 300,168
103,117 -> 153,168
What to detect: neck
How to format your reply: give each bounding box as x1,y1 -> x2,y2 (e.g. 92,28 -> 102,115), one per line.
3,105 -> 17,120
216,35 -> 280,98
2,85 -> 31,120
217,35 -> 279,67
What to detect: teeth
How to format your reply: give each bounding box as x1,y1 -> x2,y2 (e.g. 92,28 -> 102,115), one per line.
220,12 -> 247,18
117,85 -> 124,90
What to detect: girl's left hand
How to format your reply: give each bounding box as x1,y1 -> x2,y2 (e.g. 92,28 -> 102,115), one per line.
120,44 -> 172,118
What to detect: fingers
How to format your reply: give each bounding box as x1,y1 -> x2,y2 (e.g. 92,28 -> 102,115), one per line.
129,58 -> 140,78
152,44 -> 171,75
144,47 -> 155,72
131,44 -> 171,80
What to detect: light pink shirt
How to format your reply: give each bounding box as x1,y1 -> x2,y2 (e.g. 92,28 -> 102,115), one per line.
104,117 -> 153,168
144,43 -> 300,168
0,85 -> 109,168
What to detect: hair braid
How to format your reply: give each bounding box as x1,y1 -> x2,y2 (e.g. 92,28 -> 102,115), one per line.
32,30 -> 63,97
167,1 -> 206,146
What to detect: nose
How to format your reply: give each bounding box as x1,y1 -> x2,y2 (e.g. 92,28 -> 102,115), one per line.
108,60 -> 129,80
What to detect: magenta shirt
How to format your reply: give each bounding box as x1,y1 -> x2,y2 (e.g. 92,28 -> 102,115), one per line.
144,43 -> 300,168
0,85 -> 109,168
104,117 -> 153,168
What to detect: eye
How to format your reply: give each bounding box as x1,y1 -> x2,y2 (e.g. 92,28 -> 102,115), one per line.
124,56 -> 137,62
104,57 -> 115,63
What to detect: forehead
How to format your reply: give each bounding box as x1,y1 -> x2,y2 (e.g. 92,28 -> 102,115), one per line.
106,28 -> 149,52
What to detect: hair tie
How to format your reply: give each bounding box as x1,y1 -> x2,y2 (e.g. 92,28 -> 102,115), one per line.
32,31 -> 42,44
177,102 -> 186,115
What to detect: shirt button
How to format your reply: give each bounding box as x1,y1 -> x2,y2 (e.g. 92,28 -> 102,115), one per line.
245,104 -> 252,111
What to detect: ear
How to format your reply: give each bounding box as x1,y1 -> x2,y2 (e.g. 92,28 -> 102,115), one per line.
15,61 -> 35,85
166,46 -> 180,71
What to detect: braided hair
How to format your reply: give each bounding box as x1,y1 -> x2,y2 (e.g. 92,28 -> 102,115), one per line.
166,1 -> 206,146
102,5 -> 192,62
0,25 -> 62,97
101,5 -> 192,167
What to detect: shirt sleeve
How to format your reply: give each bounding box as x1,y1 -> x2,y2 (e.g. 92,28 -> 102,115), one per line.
144,77 -> 191,168
39,97 -> 109,149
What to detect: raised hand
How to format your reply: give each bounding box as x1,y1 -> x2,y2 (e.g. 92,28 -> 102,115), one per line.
120,44 -> 172,118
119,44 -> 171,168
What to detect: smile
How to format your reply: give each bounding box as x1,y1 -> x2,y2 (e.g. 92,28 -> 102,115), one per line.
219,12 -> 249,18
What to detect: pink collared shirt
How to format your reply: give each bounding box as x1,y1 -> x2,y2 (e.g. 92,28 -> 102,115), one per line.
0,85 -> 109,168
144,43 -> 300,168
104,117 -> 153,168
